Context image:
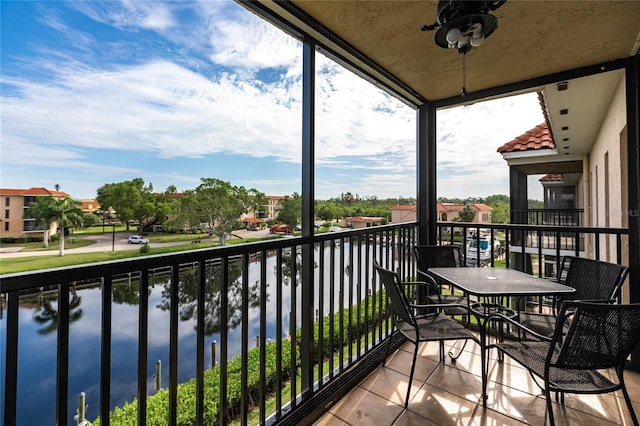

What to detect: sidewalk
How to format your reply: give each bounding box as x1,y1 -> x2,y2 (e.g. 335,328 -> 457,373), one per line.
0,229 -> 274,259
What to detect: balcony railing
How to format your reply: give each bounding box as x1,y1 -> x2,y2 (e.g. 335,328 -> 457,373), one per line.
0,222 -> 629,425
511,208 -> 584,227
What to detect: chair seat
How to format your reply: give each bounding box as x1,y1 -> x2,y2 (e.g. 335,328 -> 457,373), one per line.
518,312 -> 568,337
398,313 -> 476,342
496,340 -> 618,393
426,294 -> 469,315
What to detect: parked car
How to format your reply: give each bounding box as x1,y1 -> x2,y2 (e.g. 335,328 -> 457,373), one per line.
466,237 -> 502,266
128,235 -> 149,244
269,224 -> 289,234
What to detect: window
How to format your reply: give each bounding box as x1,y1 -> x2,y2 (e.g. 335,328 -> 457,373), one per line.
4,222 -> 8,231
4,209 -> 9,219
5,197 -> 9,207
482,213 -> 489,222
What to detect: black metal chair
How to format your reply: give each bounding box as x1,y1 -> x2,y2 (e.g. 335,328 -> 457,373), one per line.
489,301 -> 640,426
413,244 -> 469,317
518,256 -> 629,337
373,260 -> 479,407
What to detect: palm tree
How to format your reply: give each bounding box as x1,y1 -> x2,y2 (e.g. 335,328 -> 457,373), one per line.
24,196 -> 84,256
23,196 -> 57,248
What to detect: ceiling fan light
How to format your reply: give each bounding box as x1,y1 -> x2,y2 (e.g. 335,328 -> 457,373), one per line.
446,27 -> 462,43
470,32 -> 484,47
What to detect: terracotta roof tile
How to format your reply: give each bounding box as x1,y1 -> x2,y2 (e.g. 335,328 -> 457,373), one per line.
0,187 -> 69,197
497,122 -> 554,153
473,204 -> 493,211
391,204 -> 416,210
347,216 -> 384,222
539,173 -> 565,182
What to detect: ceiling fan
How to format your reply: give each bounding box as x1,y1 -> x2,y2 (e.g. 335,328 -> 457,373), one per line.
422,1 -> 507,95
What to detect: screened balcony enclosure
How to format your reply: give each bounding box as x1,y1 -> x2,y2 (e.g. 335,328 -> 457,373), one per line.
2,1 -> 640,425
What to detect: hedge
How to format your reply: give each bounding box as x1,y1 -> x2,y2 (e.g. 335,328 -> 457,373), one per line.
95,290 -> 390,425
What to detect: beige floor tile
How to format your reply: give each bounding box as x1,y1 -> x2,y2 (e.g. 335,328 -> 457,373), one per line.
406,382 -> 477,425
359,367 -> 422,406
384,346 -> 439,383
327,386 -> 404,426
313,412 -> 350,426
426,363 -> 483,404
310,344 -> 640,426
467,406 -> 527,426
392,410 -> 439,426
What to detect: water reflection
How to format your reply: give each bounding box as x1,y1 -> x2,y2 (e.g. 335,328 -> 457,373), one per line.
155,260 -> 260,335
2,241 -> 396,425
33,287 -> 83,335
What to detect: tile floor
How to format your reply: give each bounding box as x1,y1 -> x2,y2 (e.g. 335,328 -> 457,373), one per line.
313,338 -> 640,425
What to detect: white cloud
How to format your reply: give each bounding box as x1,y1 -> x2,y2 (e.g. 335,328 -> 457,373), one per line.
436,93 -> 544,198
68,1 -> 176,31
0,0 -> 545,201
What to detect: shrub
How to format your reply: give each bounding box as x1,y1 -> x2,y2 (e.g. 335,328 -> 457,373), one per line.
139,243 -> 150,254
96,291 -> 389,425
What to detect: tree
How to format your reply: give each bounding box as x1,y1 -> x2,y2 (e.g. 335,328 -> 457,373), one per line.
174,178 -> 264,245
82,212 -> 102,228
23,195 -> 57,247
458,205 -> 476,222
316,203 -> 338,221
276,193 -> 301,230
24,196 -> 84,256
491,202 -> 510,223
96,178 -> 156,231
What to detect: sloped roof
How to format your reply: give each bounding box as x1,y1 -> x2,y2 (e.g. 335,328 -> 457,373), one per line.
346,216 -> 384,223
497,123 -> 555,153
473,204 -> 493,211
0,187 -> 70,197
391,204 -> 416,211
539,174 -> 565,182
437,203 -> 459,212
437,203 -> 493,212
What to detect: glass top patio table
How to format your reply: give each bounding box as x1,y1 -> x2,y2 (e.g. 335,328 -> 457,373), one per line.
427,266 -> 576,407
427,267 -> 576,299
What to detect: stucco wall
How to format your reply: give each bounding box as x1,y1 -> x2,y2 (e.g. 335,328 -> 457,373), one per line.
587,72 -> 629,292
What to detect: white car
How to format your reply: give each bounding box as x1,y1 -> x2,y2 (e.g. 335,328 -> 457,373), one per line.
128,235 -> 149,244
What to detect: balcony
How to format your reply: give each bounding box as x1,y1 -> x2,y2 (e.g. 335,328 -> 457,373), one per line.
314,339 -> 640,425
1,222 -> 634,425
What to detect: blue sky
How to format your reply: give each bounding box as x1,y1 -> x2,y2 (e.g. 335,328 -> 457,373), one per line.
1,1 -> 545,201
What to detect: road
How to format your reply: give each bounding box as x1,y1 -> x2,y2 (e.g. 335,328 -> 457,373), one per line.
0,228 -> 272,259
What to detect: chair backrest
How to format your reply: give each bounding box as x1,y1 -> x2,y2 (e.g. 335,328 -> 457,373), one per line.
373,260 -> 415,326
414,244 -> 462,271
562,257 -> 629,302
551,301 -> 640,370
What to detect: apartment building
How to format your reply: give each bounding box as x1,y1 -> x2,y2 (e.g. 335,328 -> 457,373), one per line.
0,187 -> 69,240
390,203 -> 493,224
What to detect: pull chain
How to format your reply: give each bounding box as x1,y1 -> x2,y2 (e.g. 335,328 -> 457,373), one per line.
461,53 -> 468,97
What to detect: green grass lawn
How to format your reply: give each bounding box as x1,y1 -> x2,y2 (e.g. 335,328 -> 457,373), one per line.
0,243 -> 212,274
0,232 -> 290,275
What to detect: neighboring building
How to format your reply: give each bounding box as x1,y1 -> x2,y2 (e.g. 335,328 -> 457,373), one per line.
390,204 -> 417,223
498,73 -> 631,288
242,195 -> 285,225
79,199 -> 101,213
438,203 -> 493,224
390,203 -> 493,224
264,195 -> 285,220
342,216 -> 384,229
0,187 -> 70,240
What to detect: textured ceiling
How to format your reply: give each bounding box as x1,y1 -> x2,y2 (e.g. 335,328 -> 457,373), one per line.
283,1 -> 640,102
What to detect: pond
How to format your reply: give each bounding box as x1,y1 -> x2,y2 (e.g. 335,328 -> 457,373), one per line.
1,241 -> 396,425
